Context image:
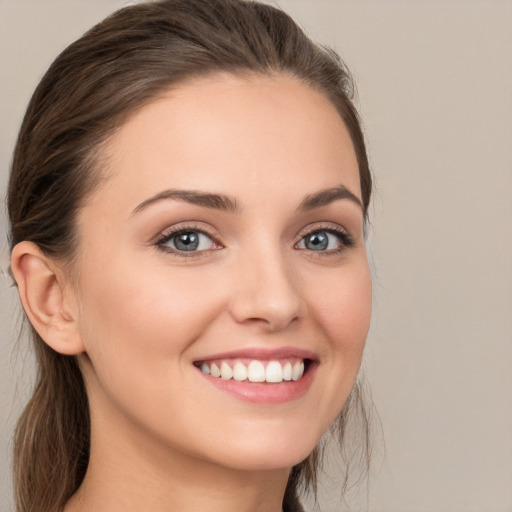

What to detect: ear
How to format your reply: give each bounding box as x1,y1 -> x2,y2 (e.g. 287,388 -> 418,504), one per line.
10,241 -> 84,355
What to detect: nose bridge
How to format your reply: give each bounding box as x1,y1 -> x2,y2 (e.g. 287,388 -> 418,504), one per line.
229,237 -> 306,331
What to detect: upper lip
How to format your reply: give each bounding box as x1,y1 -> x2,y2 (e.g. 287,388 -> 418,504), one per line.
194,346 -> 318,363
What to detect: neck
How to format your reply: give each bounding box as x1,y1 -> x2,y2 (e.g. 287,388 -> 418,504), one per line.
68,458 -> 289,512
65,399 -> 290,512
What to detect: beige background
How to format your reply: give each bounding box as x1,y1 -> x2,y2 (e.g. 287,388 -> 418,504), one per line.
1,1 -> 511,511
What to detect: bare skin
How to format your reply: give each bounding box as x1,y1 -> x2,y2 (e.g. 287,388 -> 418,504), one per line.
12,73 -> 371,512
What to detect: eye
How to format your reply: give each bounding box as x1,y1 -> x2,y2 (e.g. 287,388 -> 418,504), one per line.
296,228 -> 354,252
156,228 -> 219,254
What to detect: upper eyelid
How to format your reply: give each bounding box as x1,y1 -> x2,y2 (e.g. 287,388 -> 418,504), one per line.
156,221 -> 348,235
154,223 -> 219,243
295,222 -> 351,239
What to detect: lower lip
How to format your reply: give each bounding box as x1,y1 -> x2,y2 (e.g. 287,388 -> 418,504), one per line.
197,363 -> 317,404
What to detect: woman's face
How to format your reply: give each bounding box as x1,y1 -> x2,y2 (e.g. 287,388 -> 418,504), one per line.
71,73 -> 371,472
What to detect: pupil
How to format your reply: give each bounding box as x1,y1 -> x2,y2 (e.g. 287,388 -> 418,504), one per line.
307,232 -> 328,251
175,232 -> 199,251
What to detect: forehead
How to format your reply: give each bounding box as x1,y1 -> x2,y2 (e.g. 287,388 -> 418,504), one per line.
89,72 -> 361,212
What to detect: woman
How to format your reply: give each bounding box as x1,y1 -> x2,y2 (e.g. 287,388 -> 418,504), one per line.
8,0 -> 373,510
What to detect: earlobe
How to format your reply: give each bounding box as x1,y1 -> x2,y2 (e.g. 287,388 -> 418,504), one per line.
10,241 -> 84,356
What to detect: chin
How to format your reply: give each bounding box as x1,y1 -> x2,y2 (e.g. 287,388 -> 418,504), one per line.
210,445 -> 313,472
196,423 -> 323,472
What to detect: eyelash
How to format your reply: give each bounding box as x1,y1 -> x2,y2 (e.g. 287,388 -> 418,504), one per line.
295,225 -> 355,255
154,223 -> 355,257
155,224 -> 220,258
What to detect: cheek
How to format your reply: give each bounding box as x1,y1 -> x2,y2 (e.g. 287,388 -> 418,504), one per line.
75,262 -> 232,446
82,256 -> 220,337
310,258 -> 372,366
281,258 -> 372,445
76,259 -> 227,390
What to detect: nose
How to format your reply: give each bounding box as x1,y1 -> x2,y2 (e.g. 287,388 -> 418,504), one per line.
228,248 -> 307,332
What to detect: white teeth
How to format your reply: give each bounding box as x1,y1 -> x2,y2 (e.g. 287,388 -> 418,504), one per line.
210,363 -> 221,378
232,362 -> 248,381
283,362 -> 292,381
291,361 -> 304,381
247,360 -> 266,382
265,360 -> 283,383
220,361 -> 233,380
198,359 -> 307,383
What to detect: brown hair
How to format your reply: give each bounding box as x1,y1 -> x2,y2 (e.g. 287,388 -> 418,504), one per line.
8,1 -> 373,511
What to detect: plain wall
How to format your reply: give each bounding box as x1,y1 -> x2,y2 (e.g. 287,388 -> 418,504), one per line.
1,1 -> 511,511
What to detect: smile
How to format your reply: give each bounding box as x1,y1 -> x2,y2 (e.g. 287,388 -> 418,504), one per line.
193,348 -> 317,404
196,358 -> 306,383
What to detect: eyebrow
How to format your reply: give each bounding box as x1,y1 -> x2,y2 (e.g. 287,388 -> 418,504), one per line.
297,185 -> 363,212
131,189 -> 241,215
131,184 -> 362,216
